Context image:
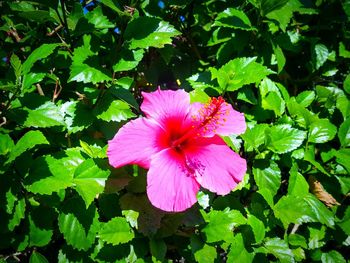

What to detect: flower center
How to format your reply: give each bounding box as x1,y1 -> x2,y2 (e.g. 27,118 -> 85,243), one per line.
170,96 -> 228,149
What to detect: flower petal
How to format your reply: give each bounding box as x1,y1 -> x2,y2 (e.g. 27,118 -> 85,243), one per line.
107,117 -> 162,169
141,89 -> 190,121
147,148 -> 200,212
216,102 -> 246,136
185,142 -> 246,195
189,99 -> 246,137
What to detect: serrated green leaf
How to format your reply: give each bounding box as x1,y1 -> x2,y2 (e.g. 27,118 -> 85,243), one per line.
150,239 -> 167,262
259,78 -> 285,116
242,124 -> 269,151
296,90 -> 316,107
261,0 -> 290,16
321,251 -> 346,263
99,217 -> 134,245
344,74 -> 350,94
227,233 -> 254,263
194,244 -> 217,263
247,214 -> 265,243
211,57 -> 273,92
113,49 -> 144,72
273,44 -> 286,72
8,198 -> 26,231
339,42 -> 350,58
69,34 -> 111,84
73,159 -> 110,208
58,198 -> 99,251
312,43 -> 329,70
23,101 -> 65,128
335,148 -> 350,173
25,156 -> 74,195
94,96 -> 135,122
29,215 -> 52,247
10,53 -> 22,80
266,124 -> 307,153
266,0 -> 302,31
338,118 -> 350,147
29,251 -> 49,263
124,17 -> 181,49
261,237 -> 294,263
288,234 -> 307,248
203,209 -> 246,243
308,119 -> 337,143
61,101 -> 95,133
0,133 -> 14,156
274,194 -> 334,227
288,165 -> 309,196
253,160 -> 281,199
22,43 -> 60,74
6,130 -> 48,164
85,6 -> 115,30
213,8 -> 256,31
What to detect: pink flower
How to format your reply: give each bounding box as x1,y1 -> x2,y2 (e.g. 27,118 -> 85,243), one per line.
108,89 -> 247,212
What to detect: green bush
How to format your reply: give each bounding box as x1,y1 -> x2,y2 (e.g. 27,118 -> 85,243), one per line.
0,0 -> 349,262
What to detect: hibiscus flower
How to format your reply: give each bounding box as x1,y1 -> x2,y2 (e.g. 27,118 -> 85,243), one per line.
107,89 -> 247,212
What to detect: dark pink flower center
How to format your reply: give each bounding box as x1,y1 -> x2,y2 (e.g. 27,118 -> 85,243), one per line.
168,97 -> 228,151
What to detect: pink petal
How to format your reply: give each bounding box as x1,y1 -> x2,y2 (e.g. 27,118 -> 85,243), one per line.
147,149 -> 200,212
141,89 -> 190,121
185,142 -> 246,195
189,99 -> 246,137
107,117 -> 162,169
216,102 -> 246,136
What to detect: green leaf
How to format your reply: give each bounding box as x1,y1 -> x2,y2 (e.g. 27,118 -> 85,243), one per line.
10,53 -> 22,80
113,49 -> 144,72
6,130 -> 48,164
194,244 -> 217,263
0,133 -> 14,156
227,233 -> 254,263
261,0 -> 289,16
312,43 -> 329,70
73,159 -> 110,208
335,148 -> 350,173
338,118 -> 350,147
266,0 -> 302,31
259,78 -> 285,116
273,44 -> 286,73
339,42 -> 350,58
296,90 -> 316,107
69,34 -> 111,84
344,74 -> 350,94
242,124 -> 269,152
261,237 -> 294,263
266,124 -> 307,153
150,239 -> 167,262
202,209 -> 246,243
213,8 -> 256,31
274,194 -> 334,227
99,217 -> 134,245
61,101 -> 95,133
23,101 -> 65,128
8,198 -> 26,231
321,251 -> 346,263
58,198 -> 99,251
197,191 -> 210,209
247,214 -> 265,243
29,215 -> 53,247
124,17 -> 181,49
287,165 -> 309,196
211,57 -> 273,92
94,95 -> 135,122
25,156 -> 74,195
253,160 -> 281,199
29,251 -> 49,263
85,6 -> 115,30
308,119 -> 337,143
22,43 -> 60,74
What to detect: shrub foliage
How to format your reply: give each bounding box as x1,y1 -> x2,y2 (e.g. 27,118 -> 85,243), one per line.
0,0 -> 349,262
